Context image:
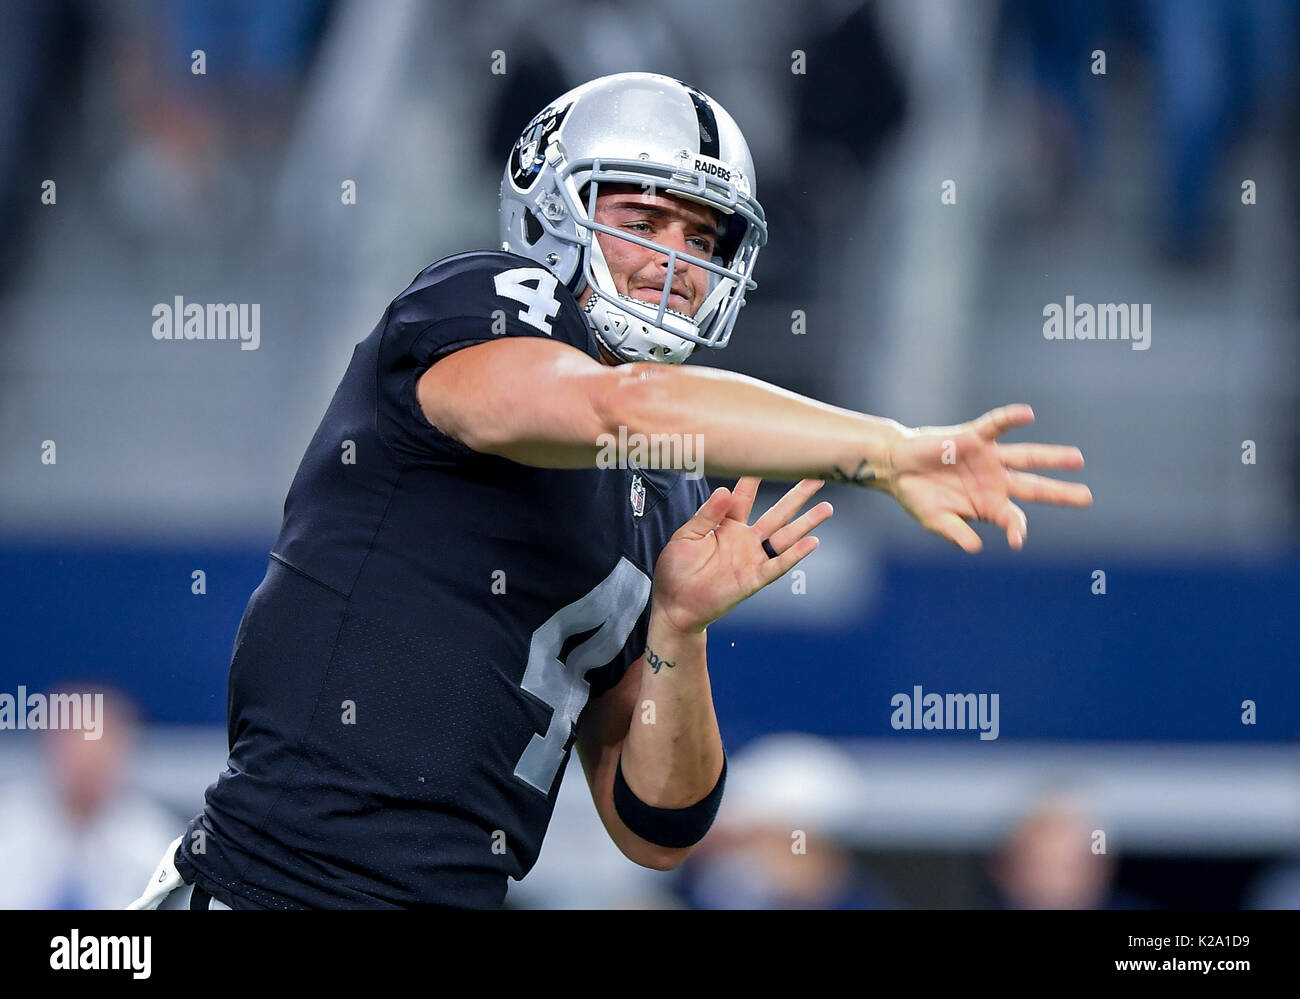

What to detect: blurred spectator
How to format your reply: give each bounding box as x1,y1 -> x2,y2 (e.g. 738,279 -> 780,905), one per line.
999,0 -> 1297,262
0,687 -> 179,909
1000,0 -> 1108,215
674,733 -> 896,909
986,789 -> 1151,909
103,0 -> 332,238
783,0 -> 906,298
0,0 -> 90,294
1149,0 -> 1296,263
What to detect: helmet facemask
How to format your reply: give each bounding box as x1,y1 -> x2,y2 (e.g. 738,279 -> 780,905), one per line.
531,144 -> 765,364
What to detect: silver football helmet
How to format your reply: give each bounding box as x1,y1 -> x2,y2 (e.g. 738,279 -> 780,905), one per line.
499,72 -> 767,364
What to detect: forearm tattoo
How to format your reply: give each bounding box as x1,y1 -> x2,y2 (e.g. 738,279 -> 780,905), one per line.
830,458 -> 876,485
646,647 -> 676,674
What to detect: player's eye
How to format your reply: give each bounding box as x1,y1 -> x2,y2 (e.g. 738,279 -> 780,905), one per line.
624,220 -> 712,256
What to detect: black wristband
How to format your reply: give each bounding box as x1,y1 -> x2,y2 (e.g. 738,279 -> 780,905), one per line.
612,752 -> 727,849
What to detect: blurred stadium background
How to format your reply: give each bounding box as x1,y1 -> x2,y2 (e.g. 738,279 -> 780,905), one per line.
1,0 -> 1297,909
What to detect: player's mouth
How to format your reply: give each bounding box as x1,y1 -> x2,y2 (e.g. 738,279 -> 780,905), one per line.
631,286 -> 692,313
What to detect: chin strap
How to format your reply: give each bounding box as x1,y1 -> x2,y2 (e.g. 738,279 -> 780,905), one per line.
583,291 -> 697,364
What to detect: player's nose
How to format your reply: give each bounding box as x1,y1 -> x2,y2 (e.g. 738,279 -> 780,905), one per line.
653,259 -> 692,302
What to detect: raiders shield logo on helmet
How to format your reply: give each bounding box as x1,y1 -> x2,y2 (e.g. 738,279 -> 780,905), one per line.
508,104 -> 570,191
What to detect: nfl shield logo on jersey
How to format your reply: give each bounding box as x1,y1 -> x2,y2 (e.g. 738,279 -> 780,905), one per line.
630,474 -> 646,518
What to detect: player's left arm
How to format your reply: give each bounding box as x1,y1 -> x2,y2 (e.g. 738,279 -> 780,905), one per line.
575,631 -> 710,872
576,478 -> 830,870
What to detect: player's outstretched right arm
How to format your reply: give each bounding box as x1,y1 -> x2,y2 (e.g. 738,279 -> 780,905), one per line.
418,335 -> 903,483
417,336 -> 1092,551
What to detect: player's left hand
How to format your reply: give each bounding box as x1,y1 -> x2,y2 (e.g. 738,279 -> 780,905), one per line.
651,477 -> 832,634
885,403 -> 1092,553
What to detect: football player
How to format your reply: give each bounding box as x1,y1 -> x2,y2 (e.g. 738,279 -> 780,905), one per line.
131,72 -> 1090,910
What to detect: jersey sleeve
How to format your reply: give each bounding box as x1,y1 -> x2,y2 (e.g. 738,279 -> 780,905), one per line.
375,250 -> 596,463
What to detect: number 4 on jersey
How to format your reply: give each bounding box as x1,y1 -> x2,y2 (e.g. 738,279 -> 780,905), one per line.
494,267 -> 561,335
514,557 -> 651,795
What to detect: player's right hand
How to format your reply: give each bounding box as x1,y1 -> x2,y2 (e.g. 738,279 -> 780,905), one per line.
885,404 -> 1092,553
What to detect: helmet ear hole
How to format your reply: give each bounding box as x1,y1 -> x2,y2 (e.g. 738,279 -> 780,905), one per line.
523,210 -> 544,246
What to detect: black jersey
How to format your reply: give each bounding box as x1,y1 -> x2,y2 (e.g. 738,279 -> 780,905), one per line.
175,250 -> 709,908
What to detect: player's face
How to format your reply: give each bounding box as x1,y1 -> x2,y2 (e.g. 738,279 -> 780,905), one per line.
581,183 -> 720,321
